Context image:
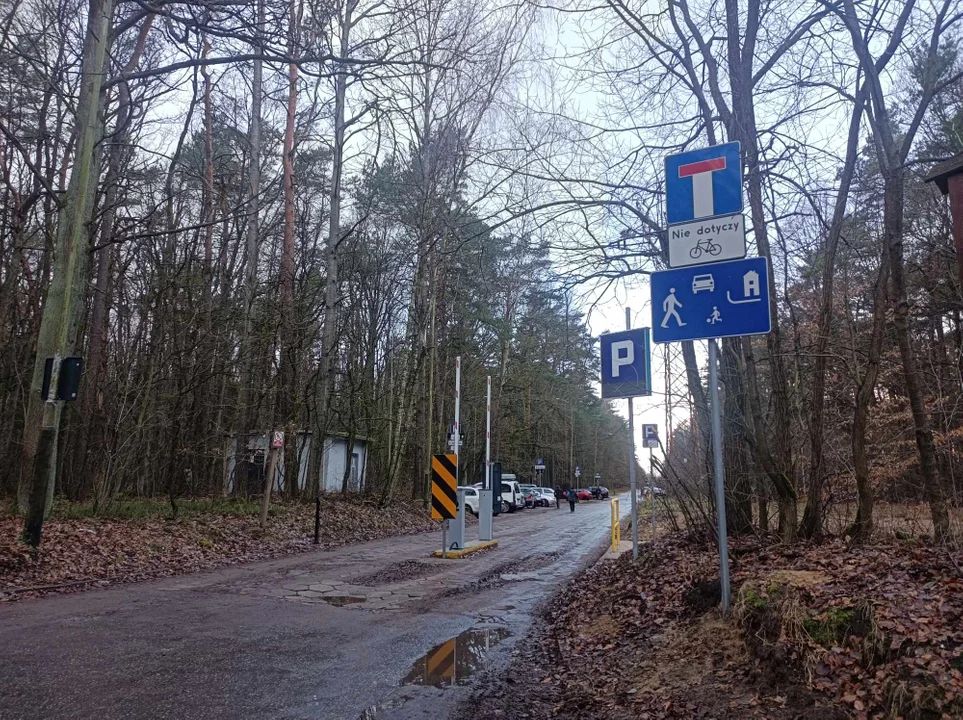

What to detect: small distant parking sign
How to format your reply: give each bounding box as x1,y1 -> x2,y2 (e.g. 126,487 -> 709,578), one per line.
642,424 -> 659,449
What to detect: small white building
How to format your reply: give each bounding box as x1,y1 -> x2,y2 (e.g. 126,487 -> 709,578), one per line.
319,434 -> 368,493
224,431 -> 368,494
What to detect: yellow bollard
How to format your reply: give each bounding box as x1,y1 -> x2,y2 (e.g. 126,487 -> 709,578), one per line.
610,498 -> 621,552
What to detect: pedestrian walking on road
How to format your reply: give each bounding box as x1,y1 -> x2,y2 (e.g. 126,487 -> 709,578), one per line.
554,487 -> 562,509
568,488 -> 577,513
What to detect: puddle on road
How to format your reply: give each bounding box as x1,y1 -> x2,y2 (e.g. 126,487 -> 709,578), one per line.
401,626 -> 511,688
320,595 -> 366,606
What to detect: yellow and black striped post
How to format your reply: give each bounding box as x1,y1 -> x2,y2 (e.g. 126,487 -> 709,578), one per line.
431,453 -> 458,520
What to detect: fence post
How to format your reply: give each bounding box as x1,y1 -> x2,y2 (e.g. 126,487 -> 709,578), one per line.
313,496 -> 321,545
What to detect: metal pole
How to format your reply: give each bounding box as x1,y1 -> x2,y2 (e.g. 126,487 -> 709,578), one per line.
649,446 -> 656,540
626,307 -> 639,560
449,355 -> 461,557
454,356 -> 461,486
708,339 -> 730,614
486,376 -> 491,489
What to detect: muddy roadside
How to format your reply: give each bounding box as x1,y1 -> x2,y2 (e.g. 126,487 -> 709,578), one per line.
456,533 -> 963,720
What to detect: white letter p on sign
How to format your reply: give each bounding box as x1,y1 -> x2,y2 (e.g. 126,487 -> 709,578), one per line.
611,340 -> 634,378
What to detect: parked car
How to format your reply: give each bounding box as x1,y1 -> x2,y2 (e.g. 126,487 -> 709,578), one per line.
643,486 -> 667,497
458,486 -> 480,515
520,484 -> 538,508
469,481 -> 512,513
575,488 -> 594,501
500,480 -> 525,511
588,485 -> 610,500
527,487 -> 551,507
536,488 -> 556,506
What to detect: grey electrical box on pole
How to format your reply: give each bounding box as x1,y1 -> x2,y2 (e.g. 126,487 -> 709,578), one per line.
479,489 -> 493,540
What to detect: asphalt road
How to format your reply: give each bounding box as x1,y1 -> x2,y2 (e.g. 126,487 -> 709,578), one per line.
0,497 -> 618,720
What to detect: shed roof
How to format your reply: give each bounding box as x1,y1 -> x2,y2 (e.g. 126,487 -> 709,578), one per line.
924,152 -> 963,195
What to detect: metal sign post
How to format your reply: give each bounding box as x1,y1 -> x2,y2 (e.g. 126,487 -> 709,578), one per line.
431,454 -> 458,558
655,142 -> 767,616
597,311 -> 652,562
708,339 -> 730,613
454,356 -> 461,486
479,375 -> 493,542
642,424 -> 659,542
649,446 -> 656,540
624,309 -> 639,560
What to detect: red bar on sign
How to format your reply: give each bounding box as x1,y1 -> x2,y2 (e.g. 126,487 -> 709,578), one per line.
678,157 -> 726,177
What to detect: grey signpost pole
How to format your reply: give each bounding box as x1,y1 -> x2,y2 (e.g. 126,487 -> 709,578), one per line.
625,308 -> 639,560
649,445 -> 656,540
708,339 -> 730,614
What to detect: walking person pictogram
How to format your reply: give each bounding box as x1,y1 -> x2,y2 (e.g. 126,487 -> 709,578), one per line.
661,288 -> 686,328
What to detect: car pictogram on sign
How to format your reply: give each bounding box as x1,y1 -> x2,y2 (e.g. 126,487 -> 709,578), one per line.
692,274 -> 715,293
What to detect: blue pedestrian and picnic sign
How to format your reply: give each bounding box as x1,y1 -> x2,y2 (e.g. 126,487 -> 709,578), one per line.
651,257 -> 771,343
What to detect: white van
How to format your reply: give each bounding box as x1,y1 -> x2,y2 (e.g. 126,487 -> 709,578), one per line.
500,477 -> 525,512
471,475 -> 524,512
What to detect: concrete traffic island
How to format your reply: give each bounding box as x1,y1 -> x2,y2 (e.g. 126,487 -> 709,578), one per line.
433,539 -> 499,559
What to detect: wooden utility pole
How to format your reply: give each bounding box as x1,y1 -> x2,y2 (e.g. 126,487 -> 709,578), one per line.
22,0 -> 115,546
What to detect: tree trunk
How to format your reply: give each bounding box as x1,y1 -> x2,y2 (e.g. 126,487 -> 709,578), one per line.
232,0 -> 265,495
279,0 -> 301,497
883,166 -> 950,540
799,84 -> 865,541
721,338 -> 753,534
723,0 -> 797,541
851,256 -> 888,543
317,0 -> 355,462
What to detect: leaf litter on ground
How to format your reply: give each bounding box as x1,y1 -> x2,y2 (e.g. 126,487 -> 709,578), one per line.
0,496 -> 441,602
460,532 -> 963,720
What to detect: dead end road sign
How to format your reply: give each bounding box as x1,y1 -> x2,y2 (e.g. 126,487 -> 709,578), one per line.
665,141 -> 742,224
431,453 -> 458,520
665,142 -> 746,268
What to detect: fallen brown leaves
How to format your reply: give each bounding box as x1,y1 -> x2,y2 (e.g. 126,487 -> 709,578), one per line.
737,537 -> 963,719
462,534 -> 963,720
0,496 -> 438,602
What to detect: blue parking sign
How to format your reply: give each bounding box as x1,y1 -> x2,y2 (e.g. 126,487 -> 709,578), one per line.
642,424 -> 659,448
665,142 -> 742,225
650,257 -> 771,343
600,328 -> 652,398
